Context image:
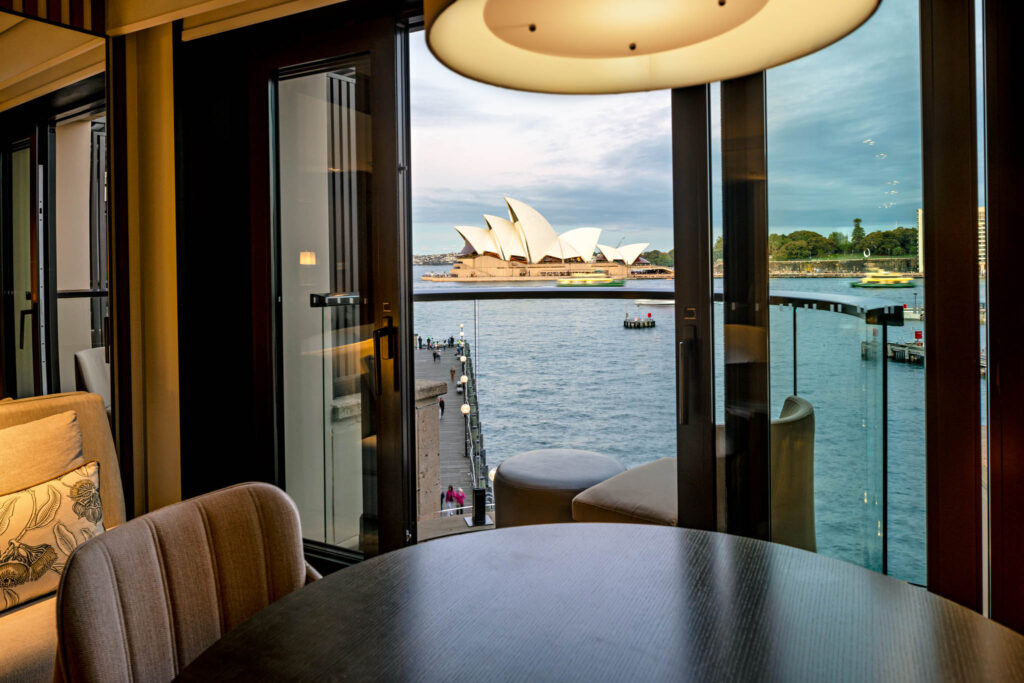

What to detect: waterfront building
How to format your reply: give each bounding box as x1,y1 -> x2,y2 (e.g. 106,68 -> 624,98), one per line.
427,197 -> 671,281
979,206 -> 987,266
917,208 -> 925,276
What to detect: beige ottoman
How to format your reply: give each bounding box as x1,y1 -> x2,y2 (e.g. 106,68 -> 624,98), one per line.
572,457 -> 677,525
494,449 -> 625,528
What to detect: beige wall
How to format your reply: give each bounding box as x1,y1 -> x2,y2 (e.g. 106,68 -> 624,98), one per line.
55,121 -> 95,393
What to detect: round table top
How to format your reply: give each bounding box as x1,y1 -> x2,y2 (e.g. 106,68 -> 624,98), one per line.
177,524 -> 1024,682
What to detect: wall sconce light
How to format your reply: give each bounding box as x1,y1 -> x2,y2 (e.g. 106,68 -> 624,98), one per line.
299,251 -> 317,266
425,0 -> 880,94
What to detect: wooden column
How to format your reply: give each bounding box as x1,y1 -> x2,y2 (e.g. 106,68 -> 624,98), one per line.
919,0 -> 981,611
985,0 -> 1024,633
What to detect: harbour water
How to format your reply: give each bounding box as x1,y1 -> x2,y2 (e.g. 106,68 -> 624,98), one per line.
413,266 -> 982,586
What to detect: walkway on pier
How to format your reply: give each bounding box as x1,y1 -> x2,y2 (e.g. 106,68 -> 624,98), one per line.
414,346 -> 475,509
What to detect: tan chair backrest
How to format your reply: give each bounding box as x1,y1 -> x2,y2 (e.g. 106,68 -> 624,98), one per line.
714,395 -> 816,552
769,396 -> 815,552
55,482 -> 306,683
0,391 -> 125,529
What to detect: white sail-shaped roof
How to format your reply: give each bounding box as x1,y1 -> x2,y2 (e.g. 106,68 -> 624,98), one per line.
483,214 -> 527,261
597,242 -> 650,265
558,228 -> 602,263
505,197 -> 559,263
597,244 -> 623,262
541,238 -> 573,261
455,225 -> 501,258
618,243 -> 650,266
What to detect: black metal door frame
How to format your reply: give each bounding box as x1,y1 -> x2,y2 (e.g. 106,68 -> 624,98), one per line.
174,1 -> 414,568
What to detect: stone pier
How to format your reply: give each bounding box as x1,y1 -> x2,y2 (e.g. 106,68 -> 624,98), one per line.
415,379 -> 446,522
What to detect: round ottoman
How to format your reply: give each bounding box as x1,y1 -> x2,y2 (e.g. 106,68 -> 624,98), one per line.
494,449 -> 625,528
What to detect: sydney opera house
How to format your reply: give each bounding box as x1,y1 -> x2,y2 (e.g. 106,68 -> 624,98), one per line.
422,198 -> 673,281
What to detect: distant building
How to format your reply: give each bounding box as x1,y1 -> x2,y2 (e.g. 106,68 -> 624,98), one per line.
424,197 -> 672,282
978,206 -> 987,264
917,208 -> 925,276
915,206 -> 986,276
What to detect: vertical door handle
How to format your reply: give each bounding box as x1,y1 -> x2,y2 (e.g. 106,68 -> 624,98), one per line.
678,335 -> 694,426
372,316 -> 397,396
19,308 -> 34,350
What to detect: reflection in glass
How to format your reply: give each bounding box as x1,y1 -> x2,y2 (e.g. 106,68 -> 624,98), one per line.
277,56 -> 377,554
11,146 -> 34,397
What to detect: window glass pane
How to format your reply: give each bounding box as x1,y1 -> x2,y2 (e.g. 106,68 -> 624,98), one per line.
766,0 -> 925,581
277,57 -> 378,554
410,30 -> 674,537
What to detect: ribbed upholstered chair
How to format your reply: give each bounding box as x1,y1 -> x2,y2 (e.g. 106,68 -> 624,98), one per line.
54,482 -> 319,682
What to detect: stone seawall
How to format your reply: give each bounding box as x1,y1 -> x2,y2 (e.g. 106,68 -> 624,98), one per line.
712,256 -> 920,278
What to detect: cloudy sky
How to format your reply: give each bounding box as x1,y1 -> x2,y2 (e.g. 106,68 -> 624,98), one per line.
410,0 -> 926,254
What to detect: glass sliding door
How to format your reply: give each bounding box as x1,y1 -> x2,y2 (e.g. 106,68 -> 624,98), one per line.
277,57 -> 378,553
273,24 -> 409,559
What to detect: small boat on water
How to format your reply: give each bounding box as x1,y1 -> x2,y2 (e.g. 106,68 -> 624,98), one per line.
851,270 -> 916,288
557,270 -> 625,287
633,299 -> 674,306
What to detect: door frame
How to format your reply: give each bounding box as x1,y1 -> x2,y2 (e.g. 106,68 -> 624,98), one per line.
174,1 -> 414,567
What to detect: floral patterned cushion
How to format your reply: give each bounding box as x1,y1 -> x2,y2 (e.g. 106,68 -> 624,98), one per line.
0,461 -> 104,613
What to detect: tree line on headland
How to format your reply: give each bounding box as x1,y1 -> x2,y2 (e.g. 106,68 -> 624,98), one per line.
641,219 -> 919,266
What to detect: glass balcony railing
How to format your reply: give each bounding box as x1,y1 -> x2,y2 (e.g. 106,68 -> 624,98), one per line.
412,282 -> 921,579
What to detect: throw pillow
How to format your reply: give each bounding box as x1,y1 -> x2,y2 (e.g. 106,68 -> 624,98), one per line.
0,411 -> 84,494
0,461 -> 104,612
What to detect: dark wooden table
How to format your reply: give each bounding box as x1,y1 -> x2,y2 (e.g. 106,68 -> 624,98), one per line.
177,524 -> 1024,681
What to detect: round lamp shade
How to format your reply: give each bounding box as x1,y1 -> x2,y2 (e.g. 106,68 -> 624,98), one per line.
461,403 -> 472,415
425,0 -> 880,94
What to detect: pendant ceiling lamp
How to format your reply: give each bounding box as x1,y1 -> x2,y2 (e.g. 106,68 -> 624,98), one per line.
424,0 -> 881,94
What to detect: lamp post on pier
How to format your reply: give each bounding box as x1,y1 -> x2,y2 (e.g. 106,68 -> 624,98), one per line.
461,402 -> 471,460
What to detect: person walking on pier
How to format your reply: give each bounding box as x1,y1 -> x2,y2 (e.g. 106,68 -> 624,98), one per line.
444,485 -> 455,516
454,487 -> 466,513
450,367 -> 455,382
439,396 -> 445,418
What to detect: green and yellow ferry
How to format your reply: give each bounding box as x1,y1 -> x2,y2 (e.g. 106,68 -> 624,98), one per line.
851,270 -> 916,288
556,270 -> 625,287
